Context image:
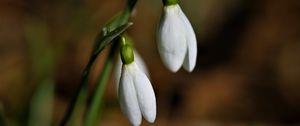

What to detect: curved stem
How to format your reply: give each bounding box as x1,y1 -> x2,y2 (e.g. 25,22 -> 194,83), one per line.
84,43 -> 117,126
59,54 -> 97,126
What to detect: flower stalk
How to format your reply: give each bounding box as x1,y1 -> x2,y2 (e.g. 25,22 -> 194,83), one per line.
84,42 -> 118,126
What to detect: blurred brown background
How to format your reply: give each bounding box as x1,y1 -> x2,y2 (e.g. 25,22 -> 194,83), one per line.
1,0 -> 300,125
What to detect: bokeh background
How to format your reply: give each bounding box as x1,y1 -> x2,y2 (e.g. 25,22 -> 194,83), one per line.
1,0 -> 300,125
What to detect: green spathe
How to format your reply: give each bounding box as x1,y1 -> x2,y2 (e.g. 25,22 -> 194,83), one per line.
162,0 -> 178,6
120,44 -> 134,64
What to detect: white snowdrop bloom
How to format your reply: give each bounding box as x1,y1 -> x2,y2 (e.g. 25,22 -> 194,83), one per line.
157,3 -> 197,72
115,50 -> 150,92
118,37 -> 156,125
119,62 -> 156,126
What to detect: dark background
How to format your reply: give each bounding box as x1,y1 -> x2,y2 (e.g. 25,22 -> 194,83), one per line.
0,0 -> 300,125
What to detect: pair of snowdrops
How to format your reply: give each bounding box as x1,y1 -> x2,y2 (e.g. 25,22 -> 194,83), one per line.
116,1 -> 197,125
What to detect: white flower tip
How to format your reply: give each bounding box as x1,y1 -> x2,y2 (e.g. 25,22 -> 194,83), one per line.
141,99 -> 156,123
183,66 -> 194,72
183,42 -> 197,72
141,97 -> 156,123
182,33 -> 197,72
179,6 -> 197,72
127,114 -> 142,126
161,55 -> 182,72
183,57 -> 196,72
144,110 -> 156,123
130,63 -> 157,123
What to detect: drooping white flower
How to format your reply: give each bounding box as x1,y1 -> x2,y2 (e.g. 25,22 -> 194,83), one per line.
157,4 -> 197,72
117,36 -> 156,126
119,62 -> 156,126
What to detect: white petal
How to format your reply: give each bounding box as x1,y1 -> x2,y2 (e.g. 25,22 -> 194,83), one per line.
134,50 -> 150,78
115,57 -> 122,92
179,7 -> 197,72
158,4 -> 187,72
128,63 -> 156,123
119,65 -> 142,126
115,50 -> 150,93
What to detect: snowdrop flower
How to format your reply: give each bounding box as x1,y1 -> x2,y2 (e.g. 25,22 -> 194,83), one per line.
157,0 -> 197,72
118,37 -> 156,126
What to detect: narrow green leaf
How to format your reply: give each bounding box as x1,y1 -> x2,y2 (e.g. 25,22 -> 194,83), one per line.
28,80 -> 54,126
92,0 -> 137,60
84,43 -> 117,126
67,87 -> 87,126
101,0 -> 138,36
92,13 -> 123,52
102,0 -> 137,34
102,13 -> 123,34
93,22 -> 133,56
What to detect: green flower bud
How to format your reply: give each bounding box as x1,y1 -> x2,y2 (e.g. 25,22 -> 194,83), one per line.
162,0 -> 178,6
120,37 -> 134,64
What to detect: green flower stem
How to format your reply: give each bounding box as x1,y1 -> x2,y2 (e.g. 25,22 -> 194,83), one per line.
162,0 -> 178,6
59,53 -> 97,126
84,43 -> 117,126
60,0 -> 138,125
68,86 -> 87,126
59,23 -> 132,126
